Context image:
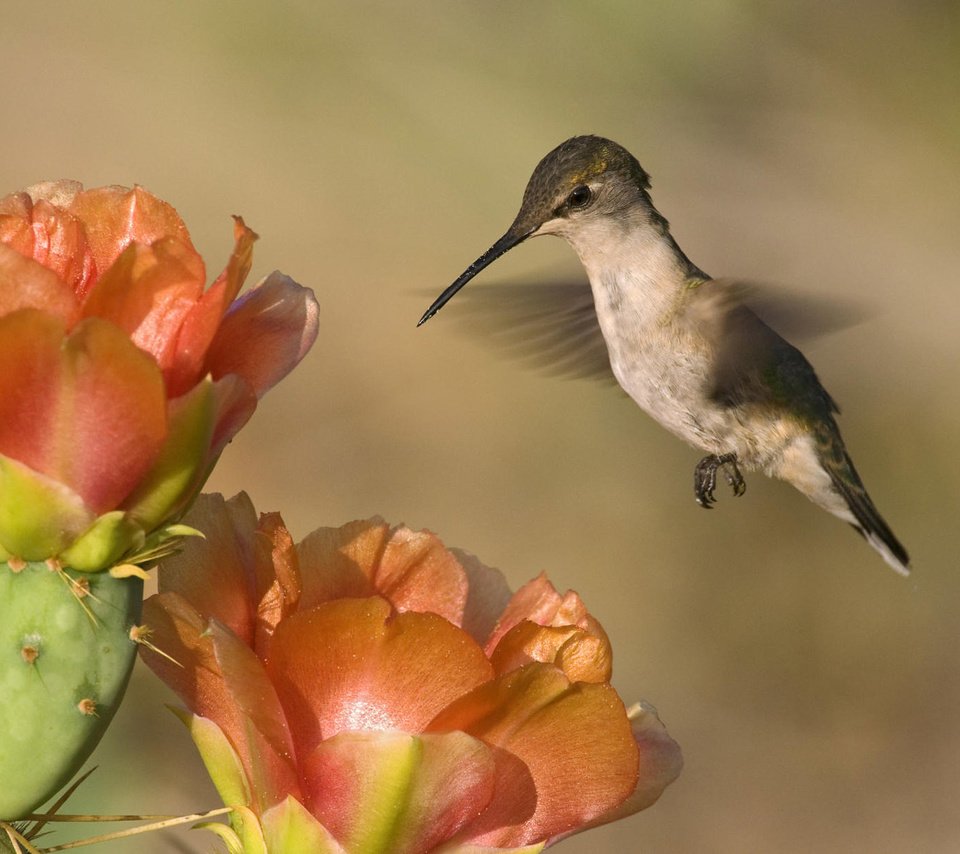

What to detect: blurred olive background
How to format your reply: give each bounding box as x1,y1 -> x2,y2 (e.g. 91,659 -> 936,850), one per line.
3,1 -> 959,851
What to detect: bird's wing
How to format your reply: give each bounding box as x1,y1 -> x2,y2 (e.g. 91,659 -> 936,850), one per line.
683,279 -> 844,418
422,279 -> 618,384
417,276 -> 863,408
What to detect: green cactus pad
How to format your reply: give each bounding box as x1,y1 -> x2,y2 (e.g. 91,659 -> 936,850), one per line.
0,561 -> 142,818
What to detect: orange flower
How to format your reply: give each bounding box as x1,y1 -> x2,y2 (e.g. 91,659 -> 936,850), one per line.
141,494 -> 681,852
0,182 -> 318,570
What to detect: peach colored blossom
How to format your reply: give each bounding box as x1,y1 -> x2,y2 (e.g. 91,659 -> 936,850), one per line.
0,182 -> 318,569
141,493 -> 681,853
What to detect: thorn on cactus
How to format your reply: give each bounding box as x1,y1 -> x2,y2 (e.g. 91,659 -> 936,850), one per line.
56,569 -> 101,626
8,558 -> 26,573
130,624 -> 183,668
20,640 -> 39,665
77,699 -> 98,717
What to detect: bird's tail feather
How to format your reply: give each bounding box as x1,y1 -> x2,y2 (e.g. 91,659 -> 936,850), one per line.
826,448 -> 910,575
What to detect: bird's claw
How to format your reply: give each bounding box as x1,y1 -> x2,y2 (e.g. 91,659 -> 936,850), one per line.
694,453 -> 746,508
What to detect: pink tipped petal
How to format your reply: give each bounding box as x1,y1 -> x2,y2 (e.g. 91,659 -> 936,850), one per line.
625,702 -> 683,812
140,595 -> 301,811
430,665 -> 639,848
140,592 -> 222,716
168,218 -> 257,396
0,311 -> 166,513
0,243 -> 79,323
0,310 -> 68,475
154,492 -> 261,643
66,185 -> 194,277
208,373 -> 258,457
448,745 -> 539,845
208,621 -> 302,812
205,270 -> 319,398
58,318 -> 168,512
266,598 -> 494,752
303,730 -> 496,854
81,239 -> 206,376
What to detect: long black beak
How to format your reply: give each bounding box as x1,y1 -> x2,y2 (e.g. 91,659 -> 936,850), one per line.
418,227 -> 534,326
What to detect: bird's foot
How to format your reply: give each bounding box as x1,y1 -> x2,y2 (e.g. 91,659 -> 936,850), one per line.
694,453 -> 746,508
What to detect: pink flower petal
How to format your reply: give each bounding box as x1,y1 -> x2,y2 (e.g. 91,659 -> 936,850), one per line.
208,621 -> 302,812
0,311 -> 64,472
167,217 -> 257,397
205,270 -> 319,398
373,527 -> 468,624
0,312 -> 167,513
450,548 -> 514,647
550,702 -> 683,844
295,521 -> 468,624
296,522 -> 468,625
155,492 -> 262,644
208,372 -> 258,457
484,575 -> 612,682
66,185 -> 194,280
58,318 -> 168,512
266,597 -> 494,753
81,239 -> 206,379
0,242 -> 79,324
296,519 -> 389,606
0,186 -> 98,297
303,730 -> 496,854
255,511 -> 303,643
140,592 -> 231,724
488,621 -> 612,683
429,664 -> 639,847
140,594 -> 302,812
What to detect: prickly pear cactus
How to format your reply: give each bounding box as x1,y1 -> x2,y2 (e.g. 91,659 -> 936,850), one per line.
0,561 -> 142,818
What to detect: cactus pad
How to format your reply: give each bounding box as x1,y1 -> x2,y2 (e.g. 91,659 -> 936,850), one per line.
0,562 -> 142,818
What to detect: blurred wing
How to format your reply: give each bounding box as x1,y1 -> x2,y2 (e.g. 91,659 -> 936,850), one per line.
422,280 -> 618,384
686,279 -> 849,417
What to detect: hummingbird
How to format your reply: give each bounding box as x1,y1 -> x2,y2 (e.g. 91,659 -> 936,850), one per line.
418,135 -> 910,574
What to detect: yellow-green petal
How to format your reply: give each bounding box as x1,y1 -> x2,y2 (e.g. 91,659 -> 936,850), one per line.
261,796 -> 345,854
59,510 -> 145,572
0,455 -> 92,560
123,379 -> 216,531
171,708 -> 251,808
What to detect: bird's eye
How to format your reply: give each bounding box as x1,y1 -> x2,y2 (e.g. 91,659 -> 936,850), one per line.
566,185 -> 592,209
